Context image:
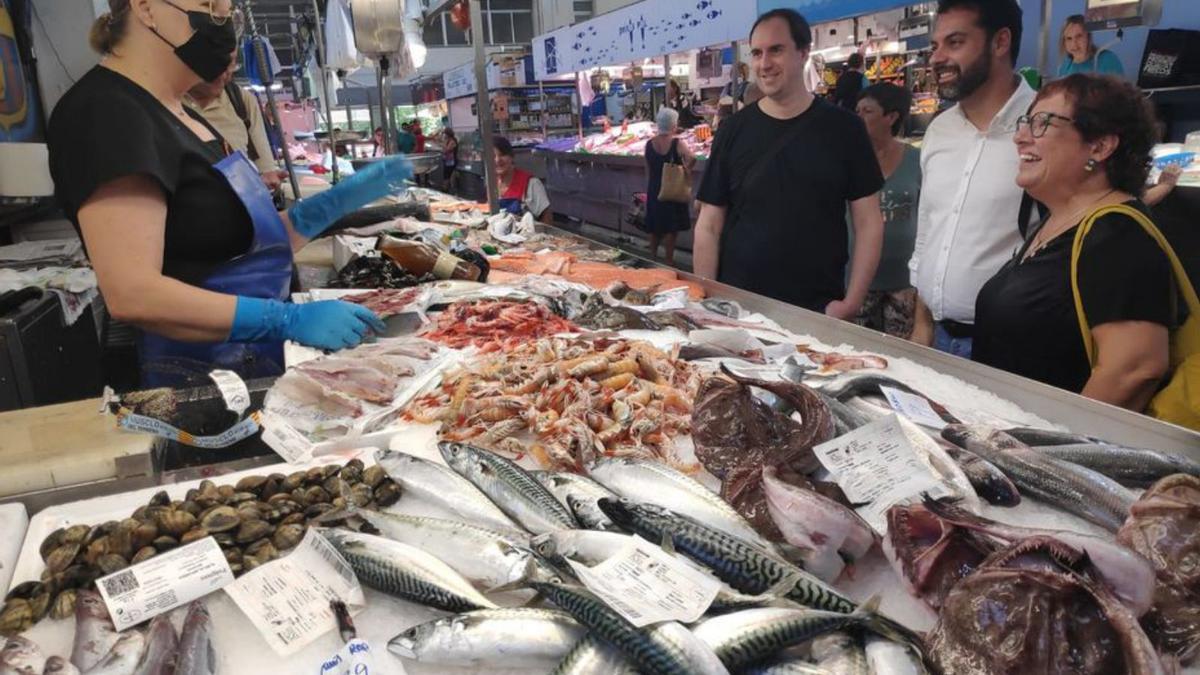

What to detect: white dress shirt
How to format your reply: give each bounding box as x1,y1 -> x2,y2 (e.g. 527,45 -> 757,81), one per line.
909,79 -> 1037,324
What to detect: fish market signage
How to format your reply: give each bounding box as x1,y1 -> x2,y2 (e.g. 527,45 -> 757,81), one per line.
442,60 -> 501,99
533,0 -> 757,79
755,0 -> 911,24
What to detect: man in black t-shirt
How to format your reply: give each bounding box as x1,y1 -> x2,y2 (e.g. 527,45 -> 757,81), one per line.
695,9 -> 884,316
834,53 -> 869,110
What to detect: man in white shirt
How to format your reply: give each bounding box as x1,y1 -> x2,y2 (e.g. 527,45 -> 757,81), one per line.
909,0 -> 1036,357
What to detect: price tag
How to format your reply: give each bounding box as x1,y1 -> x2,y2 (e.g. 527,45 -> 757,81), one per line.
208,369 -> 251,416
319,639 -> 403,675
879,386 -> 947,429
566,535 -> 720,627
225,529 -> 365,656
95,537 -> 234,631
260,411 -> 317,464
813,415 -> 943,534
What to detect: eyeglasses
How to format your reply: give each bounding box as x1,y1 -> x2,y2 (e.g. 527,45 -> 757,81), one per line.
1015,111 -> 1075,138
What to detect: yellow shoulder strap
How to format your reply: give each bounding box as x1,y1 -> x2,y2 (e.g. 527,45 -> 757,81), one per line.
1070,203 -> 1200,366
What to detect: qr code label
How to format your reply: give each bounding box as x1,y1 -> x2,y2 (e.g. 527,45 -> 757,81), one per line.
101,570 -> 139,597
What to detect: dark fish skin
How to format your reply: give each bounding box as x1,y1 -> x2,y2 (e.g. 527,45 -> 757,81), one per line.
941,443 -> 1021,506
1030,443 -> 1200,488
821,375 -> 960,424
174,601 -> 216,675
1004,427 -> 1096,446
132,614 -> 178,675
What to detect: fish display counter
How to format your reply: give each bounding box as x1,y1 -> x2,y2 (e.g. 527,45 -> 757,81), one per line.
0,186 -> 1198,674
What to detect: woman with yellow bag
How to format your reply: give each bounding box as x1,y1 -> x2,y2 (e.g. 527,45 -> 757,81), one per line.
972,74 -> 1199,430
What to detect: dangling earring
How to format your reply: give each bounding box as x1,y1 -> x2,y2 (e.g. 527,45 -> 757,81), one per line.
1085,158 -> 1098,172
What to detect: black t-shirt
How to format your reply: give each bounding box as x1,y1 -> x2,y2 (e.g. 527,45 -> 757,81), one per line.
834,70 -> 865,110
973,201 -> 1175,393
48,66 -> 253,286
697,99 -> 883,311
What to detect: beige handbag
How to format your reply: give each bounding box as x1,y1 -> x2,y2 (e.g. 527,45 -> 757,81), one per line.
657,140 -> 691,204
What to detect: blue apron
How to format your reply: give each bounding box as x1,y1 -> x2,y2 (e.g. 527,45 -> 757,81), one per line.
139,152 -> 293,388
498,168 -> 533,216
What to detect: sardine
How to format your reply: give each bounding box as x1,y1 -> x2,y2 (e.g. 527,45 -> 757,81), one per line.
551,634 -> 636,675
174,602 -> 215,675
596,498 -> 856,613
921,496 -> 1155,615
440,442 -> 578,534
320,528 -> 499,611
44,657 -> 81,675
1029,443 -> 1200,487
0,636 -> 44,675
82,630 -> 146,675
942,425 -> 1135,531
534,471 -> 620,531
693,604 -> 880,670
761,466 -> 876,582
70,590 -> 119,672
531,582 -> 729,675
131,614 -> 178,675
589,457 -> 776,553
388,608 -> 585,667
341,506 -> 534,592
374,449 -> 519,532
744,660 -> 832,675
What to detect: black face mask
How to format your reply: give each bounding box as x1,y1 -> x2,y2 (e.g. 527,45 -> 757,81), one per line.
151,0 -> 237,82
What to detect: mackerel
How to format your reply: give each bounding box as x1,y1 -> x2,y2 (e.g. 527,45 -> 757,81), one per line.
320,529 -> 499,611
812,632 -> 869,675
942,425 -> 1135,532
534,471 -> 620,530
551,635 -> 637,675
374,449 -> 519,532
588,457 -> 776,552
532,582 -> 729,675
440,442 -> 578,533
692,604 -> 877,670
174,601 -> 216,675
342,506 -> 534,591
388,608 -> 585,668
1029,443 -> 1200,487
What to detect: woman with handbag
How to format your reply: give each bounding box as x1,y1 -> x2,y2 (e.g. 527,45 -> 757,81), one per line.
973,75 -> 1198,428
641,107 -> 696,266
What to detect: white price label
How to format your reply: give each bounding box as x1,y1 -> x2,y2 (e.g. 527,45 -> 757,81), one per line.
879,386 -> 947,429
208,369 -> 251,416
567,536 -> 720,627
225,529 -> 365,656
260,411 -> 317,464
814,415 -> 942,534
319,639 -> 404,675
95,537 -> 234,631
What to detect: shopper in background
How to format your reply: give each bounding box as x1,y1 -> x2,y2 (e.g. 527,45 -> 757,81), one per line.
804,52 -> 826,95
666,78 -> 702,128
412,120 -> 427,153
1144,163 -> 1182,207
494,137 -> 552,224
909,0 -> 1035,358
1058,14 -> 1124,77
370,126 -> 386,157
974,75 -> 1169,410
852,83 -> 921,338
49,0 -> 406,386
695,8 -> 884,316
395,121 -> 416,154
641,107 -> 696,266
441,128 -> 459,190
722,62 -> 751,106
834,53 -> 869,110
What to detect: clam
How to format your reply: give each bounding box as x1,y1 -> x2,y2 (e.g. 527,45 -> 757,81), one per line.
39,529 -> 65,562
279,513 -> 305,527
323,476 -> 349,500
132,521 -> 159,550
62,524 -> 90,546
236,475 -> 268,493
228,491 -> 257,505
155,509 -> 197,538
47,542 -> 82,573
5,581 -> 43,601
349,483 -> 373,508
244,539 -> 276,561
305,467 -> 326,484
260,477 -> 282,500
236,520 -> 272,545
59,565 -> 97,589
49,589 -> 77,620
107,526 -> 135,560
272,524 -> 304,551
304,503 -> 335,519
361,465 -> 387,489
0,599 -> 32,635
177,501 -> 203,517
321,464 -> 341,480
301,486 -> 330,506
179,528 -> 210,546
217,485 -> 235,500
96,554 -> 128,576
212,532 -> 235,548
152,536 -> 179,552
28,590 -> 51,622
282,471 -> 307,492
373,481 -> 402,508
132,547 -> 157,564
148,490 -> 170,507
84,521 -> 118,546
200,506 -> 240,533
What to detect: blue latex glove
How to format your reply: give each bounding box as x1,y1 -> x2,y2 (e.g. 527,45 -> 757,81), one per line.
287,155 -> 414,238
230,297 -> 386,351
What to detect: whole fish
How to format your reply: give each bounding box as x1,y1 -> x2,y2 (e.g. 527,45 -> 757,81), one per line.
531,582 -> 729,675
761,466 -> 876,582
700,298 -> 742,319
942,425 -> 1134,531
131,614 -> 178,675
922,496 -> 1155,615
816,392 -> 871,437
44,657 -> 81,675
440,442 -> 578,534
692,603 -> 882,670
597,498 -> 856,613
388,608 -> 585,668
941,442 -> 1021,506
811,633 -> 869,675
865,637 -> 925,675
1029,443 -> 1200,487
676,308 -> 792,339
174,602 -> 215,675
1003,426 -> 1095,446
70,590 -> 119,672
534,471 -> 619,531
82,630 -> 146,675
588,457 -> 775,553
320,528 -> 498,611
340,506 -> 534,592
744,660 -> 832,675
0,636 -> 44,675
373,449 -> 519,532
576,300 -> 660,331
645,311 -> 702,333
551,634 -> 636,675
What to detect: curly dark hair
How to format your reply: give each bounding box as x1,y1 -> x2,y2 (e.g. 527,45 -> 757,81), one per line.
859,83 -> 912,136
1035,74 -> 1158,194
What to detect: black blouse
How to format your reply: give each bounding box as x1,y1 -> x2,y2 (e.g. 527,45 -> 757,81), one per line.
973,201 -> 1174,393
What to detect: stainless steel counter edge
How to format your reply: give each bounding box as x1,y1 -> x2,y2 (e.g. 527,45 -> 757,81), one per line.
542,224 -> 1200,456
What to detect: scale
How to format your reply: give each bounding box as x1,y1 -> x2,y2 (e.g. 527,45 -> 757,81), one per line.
349,0 -> 416,159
